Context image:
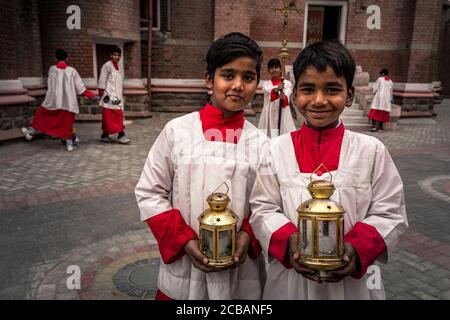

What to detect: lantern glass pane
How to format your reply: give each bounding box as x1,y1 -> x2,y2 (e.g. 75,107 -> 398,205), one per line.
202,229 -> 214,259
218,229 -> 232,257
318,220 -> 337,256
301,219 -> 312,255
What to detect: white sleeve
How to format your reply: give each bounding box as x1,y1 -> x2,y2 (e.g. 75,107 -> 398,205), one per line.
262,80 -> 274,93
135,124 -> 174,222
363,141 -> 408,262
249,146 -> 292,261
97,63 -> 108,90
373,78 -> 380,94
73,69 -> 86,95
283,80 -> 293,101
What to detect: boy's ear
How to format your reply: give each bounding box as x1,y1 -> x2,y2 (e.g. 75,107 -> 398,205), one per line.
205,71 -> 213,90
345,86 -> 355,107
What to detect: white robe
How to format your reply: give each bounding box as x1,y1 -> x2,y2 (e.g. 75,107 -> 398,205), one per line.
98,60 -> 124,110
258,79 -> 296,138
249,130 -> 408,300
41,66 -> 86,114
135,112 -> 270,300
370,77 -> 393,113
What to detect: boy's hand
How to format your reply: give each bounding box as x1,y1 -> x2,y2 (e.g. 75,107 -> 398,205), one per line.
277,82 -> 285,93
288,233 -> 322,283
184,239 -> 221,273
323,242 -> 357,282
231,230 -> 250,268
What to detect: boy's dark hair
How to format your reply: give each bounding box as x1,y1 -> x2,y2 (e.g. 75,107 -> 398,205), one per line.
268,58 -> 281,69
379,68 -> 389,76
206,32 -> 263,82
111,46 -> 121,55
54,49 -> 68,61
293,41 -> 356,88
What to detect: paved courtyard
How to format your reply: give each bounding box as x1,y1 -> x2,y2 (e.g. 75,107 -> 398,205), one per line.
1,100 -> 450,300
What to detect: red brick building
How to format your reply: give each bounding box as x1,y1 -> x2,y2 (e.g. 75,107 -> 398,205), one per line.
1,0 -> 449,130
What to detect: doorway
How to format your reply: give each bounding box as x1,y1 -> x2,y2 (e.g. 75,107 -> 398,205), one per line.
95,44 -> 118,79
303,1 -> 347,47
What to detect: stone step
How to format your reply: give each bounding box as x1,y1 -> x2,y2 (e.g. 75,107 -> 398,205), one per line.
76,111 -> 153,122
340,116 -> 369,125
342,109 -> 364,117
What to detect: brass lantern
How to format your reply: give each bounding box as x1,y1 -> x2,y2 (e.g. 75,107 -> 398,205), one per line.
198,183 -> 238,268
296,166 -> 346,277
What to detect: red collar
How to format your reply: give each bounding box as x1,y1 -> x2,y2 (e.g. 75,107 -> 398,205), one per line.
271,77 -> 282,86
384,76 -> 391,81
198,103 -> 245,144
291,122 -> 345,174
56,61 -> 68,69
110,59 -> 119,71
300,122 -> 345,143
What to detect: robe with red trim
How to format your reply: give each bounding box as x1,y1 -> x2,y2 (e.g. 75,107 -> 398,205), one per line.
249,123 -> 408,299
135,103 -> 269,300
32,62 -> 92,139
369,76 -> 393,123
258,78 -> 296,138
98,60 -> 124,134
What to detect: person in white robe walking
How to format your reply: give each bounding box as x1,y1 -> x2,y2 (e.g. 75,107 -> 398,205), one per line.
21,49 -> 95,151
368,68 -> 393,132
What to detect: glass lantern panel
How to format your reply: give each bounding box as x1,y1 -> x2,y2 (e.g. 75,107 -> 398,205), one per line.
301,219 -> 312,255
218,229 -> 233,257
201,229 -> 214,259
318,220 -> 337,256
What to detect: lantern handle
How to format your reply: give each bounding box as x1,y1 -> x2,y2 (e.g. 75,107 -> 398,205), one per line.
310,163 -> 333,183
211,182 -> 229,195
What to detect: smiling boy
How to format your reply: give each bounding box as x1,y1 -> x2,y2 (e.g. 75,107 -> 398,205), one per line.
135,33 -> 269,300
250,41 -> 408,300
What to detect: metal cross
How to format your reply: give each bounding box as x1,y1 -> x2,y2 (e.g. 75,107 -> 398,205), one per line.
272,0 -> 301,77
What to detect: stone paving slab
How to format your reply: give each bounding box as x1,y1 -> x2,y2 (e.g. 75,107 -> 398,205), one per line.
1,101 -> 450,300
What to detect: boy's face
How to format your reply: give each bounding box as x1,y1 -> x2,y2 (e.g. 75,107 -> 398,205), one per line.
205,56 -> 258,117
294,65 -> 354,129
269,65 -> 282,79
111,52 -> 121,63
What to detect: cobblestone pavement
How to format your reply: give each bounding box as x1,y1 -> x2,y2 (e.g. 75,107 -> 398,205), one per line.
1,100 -> 450,300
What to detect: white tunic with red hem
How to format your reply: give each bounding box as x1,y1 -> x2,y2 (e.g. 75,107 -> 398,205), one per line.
369,76 -> 393,123
249,123 -> 408,299
33,62 -> 90,139
98,60 -> 124,134
258,78 -> 296,138
135,104 -> 269,300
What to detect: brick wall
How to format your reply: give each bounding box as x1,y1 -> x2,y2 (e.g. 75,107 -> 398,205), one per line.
0,0 -> 42,80
38,0 -> 140,78
0,1 -> 20,80
439,13 -> 450,95
141,0 -> 213,79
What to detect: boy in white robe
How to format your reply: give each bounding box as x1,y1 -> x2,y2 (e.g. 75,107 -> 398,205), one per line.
135,33 -> 269,300
369,69 -> 393,132
258,58 -> 296,138
98,46 -> 130,144
250,41 -> 408,300
22,49 -> 95,151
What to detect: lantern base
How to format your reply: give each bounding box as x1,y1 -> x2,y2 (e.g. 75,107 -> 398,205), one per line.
207,258 -> 234,268
299,258 -> 346,271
